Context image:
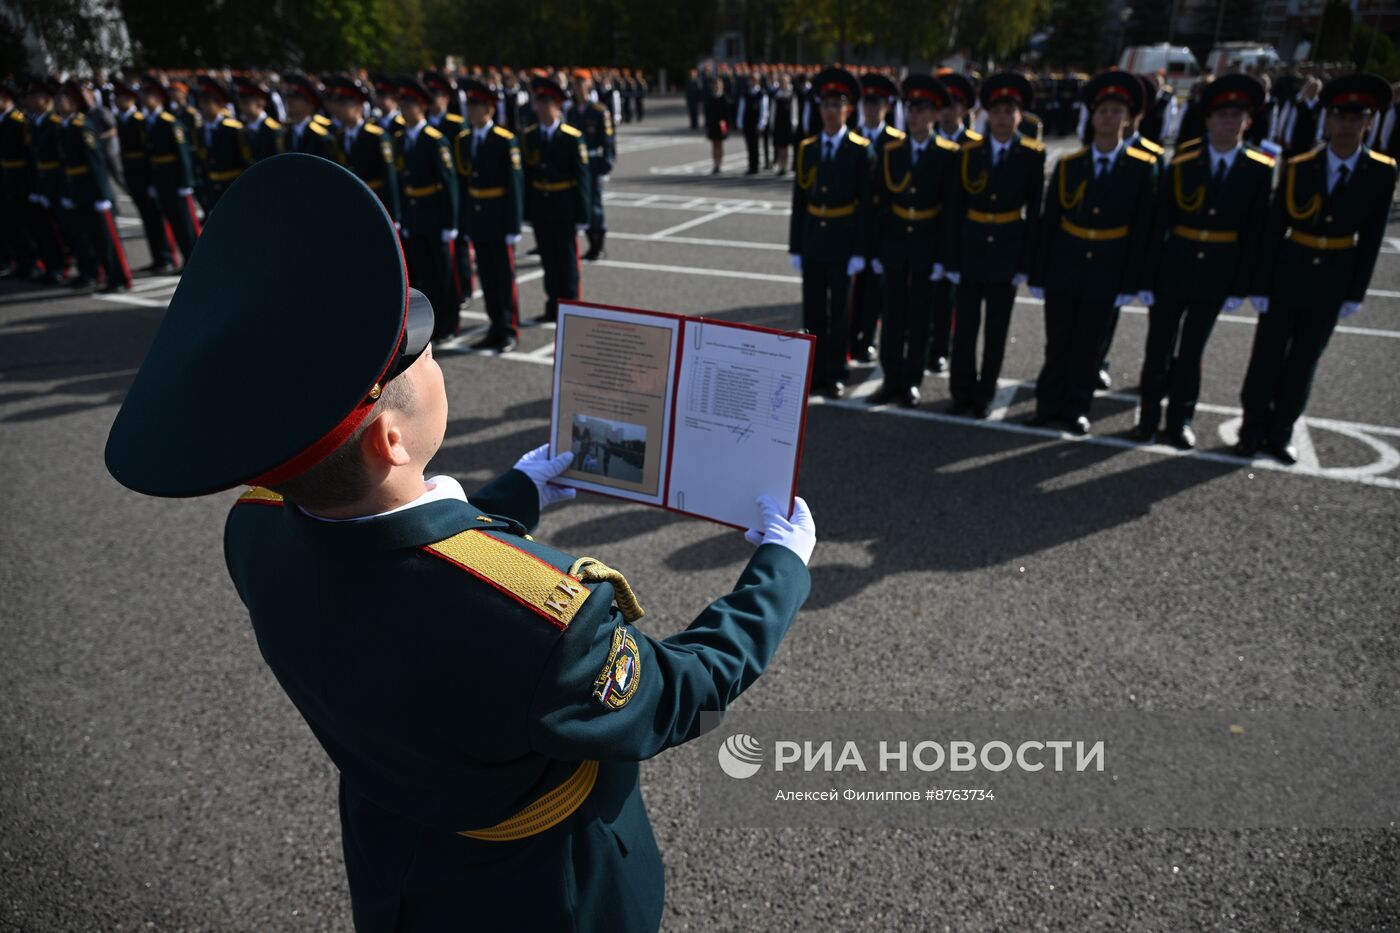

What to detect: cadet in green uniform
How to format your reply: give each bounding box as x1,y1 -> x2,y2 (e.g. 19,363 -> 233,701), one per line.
26,77 -> 71,284
929,71 -> 980,373
54,79 -> 132,291
234,76 -> 287,163
789,67 -> 874,399
112,80 -> 176,274
140,76 -> 202,266
455,77 -> 524,352
283,74 -> 338,160
104,153 -> 815,933
324,77 -> 398,223
424,71 -> 471,308
1131,75 -> 1274,449
566,69 -> 615,261
1,79 -> 39,278
947,72 -> 1045,419
848,72 -> 905,365
866,74 -> 958,408
394,75 -> 460,342
1030,71 -> 1156,435
521,76 -> 590,323
193,76 -> 251,212
1238,73 -> 1398,464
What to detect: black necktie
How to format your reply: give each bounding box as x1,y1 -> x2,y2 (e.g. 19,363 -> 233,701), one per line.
1214,158 -> 1227,184
1096,156 -> 1109,180
824,140 -> 834,161
1333,163 -> 1350,194
994,146 -> 1005,168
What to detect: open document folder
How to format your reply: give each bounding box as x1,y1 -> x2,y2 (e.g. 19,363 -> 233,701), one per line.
549,301 -> 816,529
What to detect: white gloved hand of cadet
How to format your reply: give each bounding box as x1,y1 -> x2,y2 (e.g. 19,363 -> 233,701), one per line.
1114,293 -> 1136,308
1028,286 -> 1045,301
1339,301 -> 1362,319
505,233 -> 521,245
945,270 -> 961,285
870,258 -> 884,276
744,496 -> 816,565
1137,290 -> 1156,306
929,262 -> 945,282
845,256 -> 866,277
1249,296 -> 1269,314
513,444 -> 577,510
1221,296 -> 1244,313
441,228 -> 458,243
1012,273 -> 1028,287
789,253 -> 802,272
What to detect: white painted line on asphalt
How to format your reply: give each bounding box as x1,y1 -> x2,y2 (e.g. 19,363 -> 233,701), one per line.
649,202 -> 751,239
591,258 -> 799,284
1367,288 -> 1400,298
1010,296 -> 1400,340
987,381 -> 1019,421
1290,419 -> 1321,470
607,230 -> 788,250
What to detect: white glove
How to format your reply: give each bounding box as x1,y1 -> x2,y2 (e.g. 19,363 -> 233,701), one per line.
1221,296 -> 1244,313
28,193 -> 49,207
1114,293 -> 1136,308
512,444 -> 577,510
441,228 -> 458,242
505,233 -> 521,245
146,186 -> 158,198
789,253 -> 802,272
929,262 -> 945,282
870,258 -> 884,276
1012,273 -> 1028,287
1339,301 -> 1362,319
743,495 -> 816,565
59,197 -> 75,210
1028,286 -> 1045,301
945,271 -> 961,285
845,256 -> 866,277
1138,290 -> 1156,306
575,223 -> 588,234
1250,296 -> 1269,314
176,187 -> 193,197
94,200 -> 113,212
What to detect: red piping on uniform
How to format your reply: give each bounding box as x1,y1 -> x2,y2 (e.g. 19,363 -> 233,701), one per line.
101,209 -> 133,286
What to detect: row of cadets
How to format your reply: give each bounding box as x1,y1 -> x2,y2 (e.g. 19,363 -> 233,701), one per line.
929,70 -> 981,373
566,69 -> 614,261
454,77 -> 524,352
54,78 -> 133,291
787,67 -> 874,399
394,74 -> 460,342
323,76 -> 398,223
192,76 -> 251,212
519,76 -> 589,324
865,74 -> 959,408
847,72 -> 904,365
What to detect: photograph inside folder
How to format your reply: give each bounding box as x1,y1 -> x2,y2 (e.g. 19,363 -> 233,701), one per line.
550,301 -> 816,528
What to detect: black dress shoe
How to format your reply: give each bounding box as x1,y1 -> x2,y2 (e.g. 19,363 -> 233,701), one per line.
852,344 -> 877,364
152,262 -> 179,275
816,380 -> 845,399
1026,412 -> 1056,427
67,276 -> 95,289
496,337 -> 517,354
99,282 -> 129,294
971,402 -> 990,419
1095,368 -> 1112,391
929,355 -> 948,373
1068,415 -> 1091,436
949,397 -> 973,414
470,335 -> 503,351
899,386 -> 920,408
1231,438 -> 1260,458
533,311 -> 556,324
867,383 -> 898,405
1163,426 -> 1196,450
1127,422 -> 1157,442
1263,440 -> 1298,465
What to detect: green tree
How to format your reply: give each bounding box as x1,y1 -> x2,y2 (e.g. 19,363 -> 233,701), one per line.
1353,22 -> 1400,81
955,0 -> 1049,63
1313,0 -> 1352,62
1044,0 -> 1110,69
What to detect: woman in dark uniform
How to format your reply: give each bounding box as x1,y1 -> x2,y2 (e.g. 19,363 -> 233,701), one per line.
703,77 -> 732,174
772,73 -> 797,175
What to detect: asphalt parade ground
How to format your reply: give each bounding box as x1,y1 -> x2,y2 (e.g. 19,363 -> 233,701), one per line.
3,99 -> 1398,931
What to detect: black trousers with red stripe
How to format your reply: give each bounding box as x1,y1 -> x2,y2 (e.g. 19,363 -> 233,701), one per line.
155,188 -> 201,265
406,234 -> 457,340
132,189 -> 174,266
59,204 -> 132,286
535,221 -> 580,320
474,238 -> 519,339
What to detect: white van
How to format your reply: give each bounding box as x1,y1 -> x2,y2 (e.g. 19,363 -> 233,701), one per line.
1118,44 -> 1202,90
1205,43 -> 1284,74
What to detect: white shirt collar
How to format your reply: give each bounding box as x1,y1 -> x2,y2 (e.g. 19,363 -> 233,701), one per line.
819,128 -> 844,149
474,119 -> 493,138
295,116 -> 312,134
541,118 -> 561,138
250,112 -> 267,129
990,135 -> 1013,158
1326,145 -> 1361,175
1090,140 -> 1123,169
1207,143 -> 1242,172
405,118 -> 426,139
910,132 -> 930,151
299,474 -> 467,523
859,122 -> 884,140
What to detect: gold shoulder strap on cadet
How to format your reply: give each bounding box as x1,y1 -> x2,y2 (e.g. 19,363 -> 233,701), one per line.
424,529 -> 591,630
237,486 -> 285,506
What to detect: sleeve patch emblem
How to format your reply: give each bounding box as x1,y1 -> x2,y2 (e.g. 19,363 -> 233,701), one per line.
592,624 -> 640,711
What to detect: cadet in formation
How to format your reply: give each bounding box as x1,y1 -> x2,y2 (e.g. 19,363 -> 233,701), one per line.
105,152 -> 815,932
234,76 -> 287,163
929,71 -> 981,373
140,75 -> 201,267
394,75 -> 459,341
521,75 -> 589,323
566,69 -> 615,261
54,78 -> 132,291
193,76 -> 251,212
848,72 -> 904,365
325,76 -> 398,222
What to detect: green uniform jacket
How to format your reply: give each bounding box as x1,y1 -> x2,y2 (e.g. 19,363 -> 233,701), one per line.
0,107 -> 29,199
946,133 -> 1046,283
145,111 -> 195,191
195,116 -> 252,203
223,469 -> 810,931
1253,144 -> 1398,306
394,122 -> 458,237
1033,143 -> 1158,301
454,123 -> 524,241
115,109 -> 150,193
1150,144 -> 1274,304
57,114 -> 116,204
31,111 -> 66,202
789,130 -> 876,262
566,100 -> 615,175
871,131 -> 960,266
520,122 -> 591,227
336,121 -> 399,223
246,115 -> 287,162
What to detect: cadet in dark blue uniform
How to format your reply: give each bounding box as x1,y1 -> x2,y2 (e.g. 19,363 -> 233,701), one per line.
424,71 -> 472,309
283,74 -> 339,160
866,74 -> 957,408
140,76 -> 202,267
193,76 -> 251,212
789,68 -> 875,399
111,80 -> 177,274
454,78 -> 524,352
394,75 -> 459,342
324,77 -> 398,223
54,79 -> 132,292
1030,71 -> 1157,435
233,76 -> 287,163
928,71 -> 981,373
946,72 -> 1045,419
567,69 -> 615,261
104,153 -> 815,933
848,72 -> 905,365
21,77 -> 70,284
1238,73 -> 1398,464
521,76 -> 590,323
1131,75 -> 1274,450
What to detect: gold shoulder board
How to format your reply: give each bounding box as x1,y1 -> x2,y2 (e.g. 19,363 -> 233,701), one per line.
848,132 -> 870,147
1020,137 -> 1045,152
1367,149 -> 1397,167
423,531 -> 592,630
560,123 -> 583,138
1125,146 -> 1156,163
1244,148 -> 1274,166
236,487 -> 285,507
